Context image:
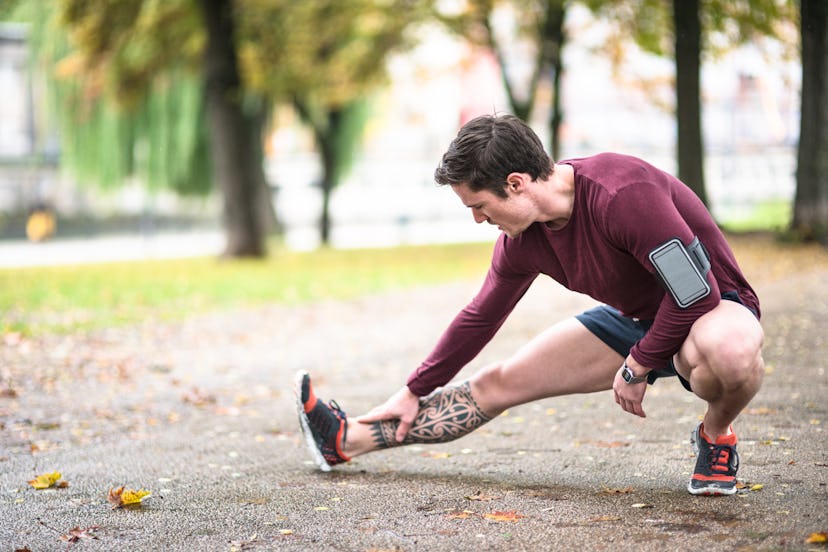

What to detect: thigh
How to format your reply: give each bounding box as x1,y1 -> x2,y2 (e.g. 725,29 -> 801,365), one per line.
471,317 -> 625,413
674,299 -> 764,392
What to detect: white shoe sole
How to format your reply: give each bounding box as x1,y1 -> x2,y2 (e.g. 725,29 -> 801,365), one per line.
294,370 -> 332,472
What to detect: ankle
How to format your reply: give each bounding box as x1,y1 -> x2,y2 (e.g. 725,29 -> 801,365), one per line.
701,422 -> 735,443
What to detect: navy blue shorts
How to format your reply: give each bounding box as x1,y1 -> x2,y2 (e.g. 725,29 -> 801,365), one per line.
575,291 -> 751,393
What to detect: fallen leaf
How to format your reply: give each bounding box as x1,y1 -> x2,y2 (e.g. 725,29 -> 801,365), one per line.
745,407 -> 777,415
464,491 -> 500,502
750,484 -> 764,492
181,387 -> 216,407
594,440 -> 630,448
589,515 -> 623,523
483,511 -> 525,522
422,451 -> 451,459
279,529 -> 293,535
600,486 -> 635,495
446,510 -> 476,520
805,532 -> 827,544
60,526 -> 99,543
28,472 -> 64,490
108,486 -> 151,509
631,503 -> 654,509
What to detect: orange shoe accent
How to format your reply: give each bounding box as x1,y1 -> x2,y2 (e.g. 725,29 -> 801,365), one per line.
334,421 -> 351,462
700,424 -> 737,446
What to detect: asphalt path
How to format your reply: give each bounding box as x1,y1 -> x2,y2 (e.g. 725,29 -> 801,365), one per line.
0,266 -> 826,551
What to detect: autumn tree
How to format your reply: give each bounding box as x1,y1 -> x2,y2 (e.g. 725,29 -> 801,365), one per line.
439,0 -> 569,159
238,0 -> 434,245
26,0 -> 432,252
585,0 -> 797,208
26,0 -> 271,257
792,0 -> 828,243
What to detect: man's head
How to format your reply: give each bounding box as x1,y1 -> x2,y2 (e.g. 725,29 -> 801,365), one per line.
434,114 -> 553,198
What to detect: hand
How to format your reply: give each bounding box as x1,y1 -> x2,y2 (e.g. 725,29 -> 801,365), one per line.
355,385 -> 420,443
613,357 -> 648,418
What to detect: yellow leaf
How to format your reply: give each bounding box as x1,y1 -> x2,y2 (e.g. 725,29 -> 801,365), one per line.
600,486 -> 635,495
590,515 -> 623,522
446,510 -> 475,520
314,506 -> 329,511
594,441 -> 630,448
806,532 -> 828,544
465,491 -> 499,502
483,511 -> 525,522
28,472 -> 62,490
108,486 -> 151,508
121,488 -> 152,505
279,529 -> 293,535
750,484 -> 764,492
422,451 -> 451,459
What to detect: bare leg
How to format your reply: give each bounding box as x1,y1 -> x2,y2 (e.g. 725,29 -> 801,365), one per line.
343,317 -> 623,457
365,381 -> 492,449
674,300 -> 764,439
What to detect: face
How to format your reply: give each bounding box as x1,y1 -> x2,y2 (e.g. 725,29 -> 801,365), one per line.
451,181 -> 535,238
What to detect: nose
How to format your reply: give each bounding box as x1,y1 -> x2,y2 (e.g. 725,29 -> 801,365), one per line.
471,208 -> 487,224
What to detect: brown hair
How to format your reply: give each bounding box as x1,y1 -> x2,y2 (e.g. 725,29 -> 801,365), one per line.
434,114 -> 553,198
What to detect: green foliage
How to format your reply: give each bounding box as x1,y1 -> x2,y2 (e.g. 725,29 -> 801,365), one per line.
238,0 -> 429,107
0,241 -> 494,335
21,0 -> 434,210
584,0 -> 798,59
21,0 -> 210,194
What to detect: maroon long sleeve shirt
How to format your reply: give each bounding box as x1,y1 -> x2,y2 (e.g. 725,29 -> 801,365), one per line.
406,153 -> 760,397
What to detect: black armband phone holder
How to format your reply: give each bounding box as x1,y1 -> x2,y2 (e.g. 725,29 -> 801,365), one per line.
648,236 -> 711,308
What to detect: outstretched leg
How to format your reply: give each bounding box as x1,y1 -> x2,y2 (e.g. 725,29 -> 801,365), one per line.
360,381 -> 493,450
342,317 -> 624,458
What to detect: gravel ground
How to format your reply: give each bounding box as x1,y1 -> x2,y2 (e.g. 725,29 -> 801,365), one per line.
1,264 -> 826,551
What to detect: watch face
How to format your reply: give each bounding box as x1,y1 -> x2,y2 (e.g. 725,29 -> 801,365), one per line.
622,366 -> 633,382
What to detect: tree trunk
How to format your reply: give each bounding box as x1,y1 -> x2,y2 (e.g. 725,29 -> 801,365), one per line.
546,1 -> 566,161
199,0 -> 267,257
792,0 -> 828,242
318,109 -> 343,247
673,0 -> 708,206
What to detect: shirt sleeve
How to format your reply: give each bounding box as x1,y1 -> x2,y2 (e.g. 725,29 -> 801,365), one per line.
406,237 -> 537,396
604,182 -> 721,370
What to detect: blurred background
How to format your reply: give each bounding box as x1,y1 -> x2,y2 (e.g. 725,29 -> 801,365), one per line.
0,0 -> 821,266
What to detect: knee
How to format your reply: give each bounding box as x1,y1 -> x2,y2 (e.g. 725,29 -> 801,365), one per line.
470,362 -> 509,414
703,325 -> 764,389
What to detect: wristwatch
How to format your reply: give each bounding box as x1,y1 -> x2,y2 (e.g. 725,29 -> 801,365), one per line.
621,361 -> 648,384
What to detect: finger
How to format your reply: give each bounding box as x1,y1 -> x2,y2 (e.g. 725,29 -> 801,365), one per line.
354,409 -> 393,424
628,401 -> 645,418
395,418 -> 413,442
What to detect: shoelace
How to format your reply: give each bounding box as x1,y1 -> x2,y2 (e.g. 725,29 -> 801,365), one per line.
706,443 -> 736,473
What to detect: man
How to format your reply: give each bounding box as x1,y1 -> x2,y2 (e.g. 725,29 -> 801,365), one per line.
295,114 -> 764,496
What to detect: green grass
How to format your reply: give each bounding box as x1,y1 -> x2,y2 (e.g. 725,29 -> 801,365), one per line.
719,199 -> 791,233
0,242 -> 494,336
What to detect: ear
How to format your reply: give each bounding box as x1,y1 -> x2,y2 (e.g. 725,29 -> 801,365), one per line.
505,172 -> 527,193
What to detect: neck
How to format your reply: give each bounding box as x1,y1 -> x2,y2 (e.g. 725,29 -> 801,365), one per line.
542,163 -> 575,230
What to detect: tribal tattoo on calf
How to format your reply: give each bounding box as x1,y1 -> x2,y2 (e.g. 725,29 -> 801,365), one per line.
369,381 -> 493,449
